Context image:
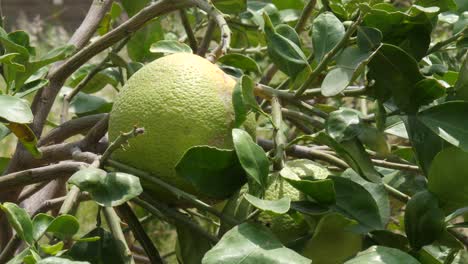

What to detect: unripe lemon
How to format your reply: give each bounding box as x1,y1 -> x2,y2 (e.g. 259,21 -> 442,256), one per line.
108,53 -> 255,203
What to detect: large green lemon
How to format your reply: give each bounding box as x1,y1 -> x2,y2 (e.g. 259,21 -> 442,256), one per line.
108,53 -> 255,203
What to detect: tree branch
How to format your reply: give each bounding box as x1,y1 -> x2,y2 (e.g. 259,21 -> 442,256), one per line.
179,9 -> 198,52
0,162 -> 87,190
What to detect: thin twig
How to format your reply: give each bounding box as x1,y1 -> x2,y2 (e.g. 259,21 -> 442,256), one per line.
179,9 -> 198,52
117,203 -> 164,264
58,186 -> 82,216
0,236 -> 21,263
271,96 -> 286,170
197,18 -> 216,57
135,195 -> 219,244
189,0 -> 231,61
427,26 -> 467,55
100,127 -> 145,166
0,162 -> 87,189
102,206 -> 134,263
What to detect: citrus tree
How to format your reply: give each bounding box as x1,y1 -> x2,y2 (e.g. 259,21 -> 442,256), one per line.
0,0 -> 467,263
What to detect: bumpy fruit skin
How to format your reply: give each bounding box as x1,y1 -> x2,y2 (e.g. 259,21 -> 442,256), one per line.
257,180 -> 310,245
108,53 -> 255,202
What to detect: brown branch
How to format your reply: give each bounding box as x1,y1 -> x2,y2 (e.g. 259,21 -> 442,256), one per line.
197,18 -> 216,57
38,114 -> 107,146
0,162 -> 88,190
179,9 -> 198,52
257,138 -> 349,169
189,0 -> 231,61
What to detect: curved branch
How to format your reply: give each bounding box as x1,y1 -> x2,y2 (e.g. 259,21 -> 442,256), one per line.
189,0 -> 231,61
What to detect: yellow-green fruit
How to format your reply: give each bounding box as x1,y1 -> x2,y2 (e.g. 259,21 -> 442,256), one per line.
257,180 -> 310,244
108,53 -> 256,202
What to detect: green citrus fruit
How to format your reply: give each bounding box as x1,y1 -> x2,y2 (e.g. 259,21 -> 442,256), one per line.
108,53 -> 255,203
257,179 -> 310,245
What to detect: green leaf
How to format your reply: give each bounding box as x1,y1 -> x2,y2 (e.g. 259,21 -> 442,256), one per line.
176,222 -> 213,264
244,193 -> 291,214
46,215 -> 80,240
264,13 -> 309,78
417,101 -> 468,152
15,79 -> 49,98
67,227 -> 127,263
275,24 -> 301,47
150,40 -> 192,54
415,0 -> 457,12
322,45 -> 380,97
280,162 -> 335,205
232,128 -> 269,189
68,168 -> 143,207
40,242 -> 64,256
218,53 -> 260,73
367,44 -> 425,114
0,124 -> 9,142
454,53 -> 468,100
37,257 -> 89,264
405,191 -> 446,250
404,115 -> 444,176
0,95 -> 33,123
175,146 -> 247,199
121,0 -> 149,17
312,12 -> 345,63
32,213 -> 54,241
345,246 -> 420,264
326,108 -> 362,142
342,169 -> 391,228
357,26 -> 383,52
232,78 -> 249,127
6,123 -> 42,158
0,53 -> 25,72
69,92 -> 113,116
127,19 -> 164,62
445,207 -> 468,222
202,223 -> 311,264
428,147 -> 468,212
213,0 -> 247,14
0,202 -> 33,245
330,176 -> 384,233
302,213 -> 362,263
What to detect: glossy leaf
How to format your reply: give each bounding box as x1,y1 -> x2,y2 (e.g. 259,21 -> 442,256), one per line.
176,223 -> 213,264
345,246 -> 420,264
418,101 -> 468,152
312,12 -> 345,62
6,123 -> 42,158
405,191 -> 446,250
331,176 -> 384,233
218,53 -> 260,73
244,193 -> 291,214
213,0 -> 247,14
404,115 -> 445,176
46,214 -> 80,240
264,13 -> 309,78
428,147 -> 468,211
37,257 -> 89,264
415,0 -> 457,12
121,0 -> 149,17
232,128 -> 269,188
357,26 -> 383,52
67,66 -> 120,94
32,213 -> 54,241
0,95 -> 33,123
40,242 -> 64,256
326,108 -> 362,142
68,168 -> 143,207
127,19 -> 164,62
175,146 -> 246,199
150,40 -> 192,54
0,202 -> 33,245
70,92 -> 113,117
367,44 -> 425,114
302,213 -> 362,263
202,223 -> 311,264
454,52 -> 468,100
322,46 -> 380,97
232,78 -> 249,127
